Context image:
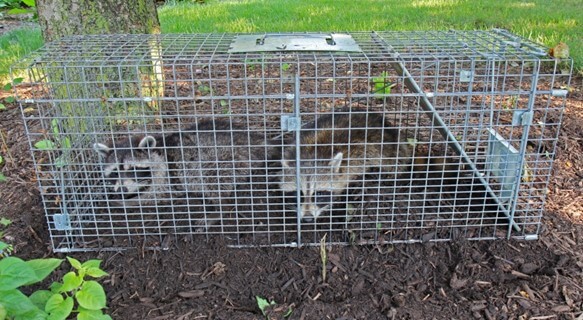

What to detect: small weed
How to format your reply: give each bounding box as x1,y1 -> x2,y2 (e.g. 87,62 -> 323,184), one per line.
371,71 -> 396,97
255,296 -> 293,319
0,155 -> 5,182
33,118 -> 72,167
0,77 -> 23,110
319,233 -> 328,283
281,63 -> 291,72
503,95 -> 519,110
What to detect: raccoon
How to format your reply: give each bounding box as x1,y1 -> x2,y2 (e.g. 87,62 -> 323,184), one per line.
278,110 -> 414,222
93,119 -> 278,216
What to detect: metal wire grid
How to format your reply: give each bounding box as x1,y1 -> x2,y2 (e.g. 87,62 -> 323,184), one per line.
11,30 -> 571,252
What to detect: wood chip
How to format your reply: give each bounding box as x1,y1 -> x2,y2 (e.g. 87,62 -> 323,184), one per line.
178,290 -> 205,298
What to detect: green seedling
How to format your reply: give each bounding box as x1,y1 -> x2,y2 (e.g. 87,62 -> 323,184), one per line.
0,155 -> 5,182
33,118 -> 72,167
0,77 -> 23,110
320,233 -> 328,283
255,296 -> 292,319
281,63 -> 291,72
372,71 -> 395,97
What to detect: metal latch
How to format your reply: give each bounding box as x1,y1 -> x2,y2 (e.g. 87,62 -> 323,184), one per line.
281,115 -> 301,132
53,213 -> 71,231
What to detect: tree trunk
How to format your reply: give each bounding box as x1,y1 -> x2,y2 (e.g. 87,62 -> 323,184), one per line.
36,0 -> 160,42
35,0 -> 164,129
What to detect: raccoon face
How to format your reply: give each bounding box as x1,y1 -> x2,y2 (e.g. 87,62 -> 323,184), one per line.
279,152 -> 350,222
93,135 -> 165,201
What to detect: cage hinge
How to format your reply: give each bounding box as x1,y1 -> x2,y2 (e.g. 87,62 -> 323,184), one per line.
512,110 -> 533,126
486,128 -> 521,203
53,213 -> 71,231
281,115 -> 301,132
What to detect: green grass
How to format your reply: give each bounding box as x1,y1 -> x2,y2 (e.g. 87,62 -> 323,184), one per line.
159,0 -> 582,71
0,0 -> 581,80
0,26 -> 43,82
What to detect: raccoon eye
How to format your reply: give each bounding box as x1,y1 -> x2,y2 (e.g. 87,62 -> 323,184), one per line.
130,167 -> 152,179
315,191 -> 334,205
105,171 -> 119,179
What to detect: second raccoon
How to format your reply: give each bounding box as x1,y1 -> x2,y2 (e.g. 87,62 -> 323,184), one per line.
278,110 -> 413,222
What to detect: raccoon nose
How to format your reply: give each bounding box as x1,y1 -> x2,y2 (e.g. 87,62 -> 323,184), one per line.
119,186 -> 129,193
301,216 -> 314,223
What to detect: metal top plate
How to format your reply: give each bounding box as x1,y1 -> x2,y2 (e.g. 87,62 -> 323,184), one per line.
228,33 -> 362,53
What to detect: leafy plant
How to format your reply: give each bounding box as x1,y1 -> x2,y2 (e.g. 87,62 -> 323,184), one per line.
0,256 -> 111,320
371,71 -> 395,97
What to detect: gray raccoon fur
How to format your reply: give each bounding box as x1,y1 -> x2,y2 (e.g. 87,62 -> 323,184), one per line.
279,110 -> 413,222
94,119 -> 278,212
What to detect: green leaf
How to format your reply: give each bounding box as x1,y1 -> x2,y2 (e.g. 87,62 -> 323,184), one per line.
0,218 -> 10,226
2,83 -> 12,91
51,119 -> 60,136
54,155 -> 67,168
49,281 -> 62,293
0,257 -> 37,290
34,139 -> 55,150
29,289 -> 53,310
59,271 -> 82,292
77,308 -> 113,320
4,96 -> 15,103
80,260 -> 101,269
0,155 -> 3,164
7,8 -> 31,14
45,294 -> 73,320
0,173 -> 6,182
0,288 -> 46,317
66,256 -> 82,270
60,137 -> 71,149
24,258 -> 63,285
21,0 -> 35,7
85,267 -> 108,278
82,261 -> 107,279
0,103 -> 6,110
255,296 -> 274,315
12,77 -> 24,85
76,281 -> 107,310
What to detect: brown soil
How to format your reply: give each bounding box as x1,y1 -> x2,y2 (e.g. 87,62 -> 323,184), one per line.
0,36 -> 582,319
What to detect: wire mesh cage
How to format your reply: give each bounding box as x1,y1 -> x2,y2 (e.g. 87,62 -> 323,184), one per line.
12,30 -> 572,252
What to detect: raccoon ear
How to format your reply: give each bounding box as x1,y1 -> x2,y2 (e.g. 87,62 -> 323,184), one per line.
329,152 -> 343,173
138,136 -> 157,149
93,143 -> 111,158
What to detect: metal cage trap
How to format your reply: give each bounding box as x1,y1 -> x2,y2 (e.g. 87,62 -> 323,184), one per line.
12,30 -> 572,252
